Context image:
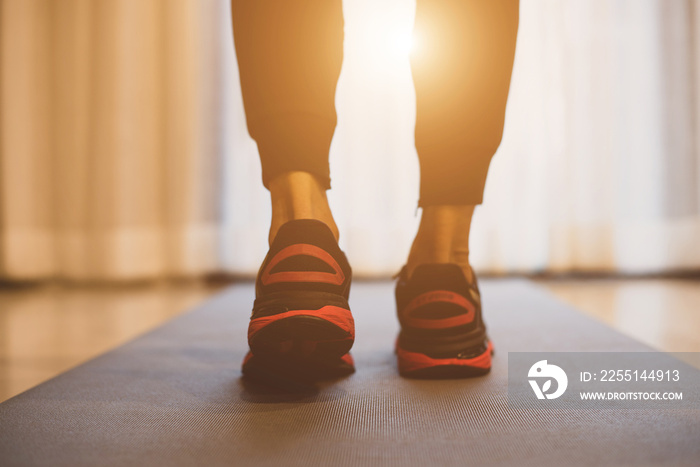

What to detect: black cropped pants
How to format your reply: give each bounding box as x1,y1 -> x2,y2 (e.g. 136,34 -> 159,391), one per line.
231,0 -> 519,206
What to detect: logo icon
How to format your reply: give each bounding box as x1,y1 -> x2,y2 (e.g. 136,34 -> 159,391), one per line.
528,360 -> 568,399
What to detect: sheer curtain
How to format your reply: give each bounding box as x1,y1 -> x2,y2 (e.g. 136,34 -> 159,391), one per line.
470,0 -> 700,274
1,0 -> 699,281
0,0 -> 227,280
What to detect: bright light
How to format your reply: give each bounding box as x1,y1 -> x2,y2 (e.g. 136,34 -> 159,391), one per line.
345,3 -> 416,66
389,30 -> 415,59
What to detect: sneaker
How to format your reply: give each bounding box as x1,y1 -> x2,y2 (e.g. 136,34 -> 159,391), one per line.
245,219 -> 355,372
395,263 -> 492,378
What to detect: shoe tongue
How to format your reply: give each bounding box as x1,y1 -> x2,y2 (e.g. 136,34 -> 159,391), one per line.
407,263 -> 469,294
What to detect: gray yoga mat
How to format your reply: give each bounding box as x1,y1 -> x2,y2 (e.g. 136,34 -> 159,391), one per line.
1,280 -> 698,466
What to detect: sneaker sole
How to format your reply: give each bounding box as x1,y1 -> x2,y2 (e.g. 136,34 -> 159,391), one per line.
242,351 -> 355,385
247,306 -> 354,359
397,340 -> 494,379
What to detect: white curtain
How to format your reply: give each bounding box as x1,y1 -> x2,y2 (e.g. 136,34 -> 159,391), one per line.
0,0 -> 227,280
470,0 -> 700,274
2,0 -> 699,281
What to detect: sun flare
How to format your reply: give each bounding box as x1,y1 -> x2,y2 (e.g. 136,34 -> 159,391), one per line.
389,30 -> 416,58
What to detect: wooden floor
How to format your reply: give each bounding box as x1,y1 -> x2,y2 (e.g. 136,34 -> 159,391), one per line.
536,277 -> 700,353
1,277 -> 699,403
0,281 -> 223,403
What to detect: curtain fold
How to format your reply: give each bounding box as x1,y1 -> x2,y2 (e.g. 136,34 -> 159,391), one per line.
469,0 -> 700,274
1,0 -> 227,281
1,0 -> 699,281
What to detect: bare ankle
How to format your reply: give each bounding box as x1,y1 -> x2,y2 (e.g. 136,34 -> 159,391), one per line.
268,171 -> 339,244
406,205 -> 476,282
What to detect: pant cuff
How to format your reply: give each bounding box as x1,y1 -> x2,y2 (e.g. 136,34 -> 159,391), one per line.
252,112 -> 335,190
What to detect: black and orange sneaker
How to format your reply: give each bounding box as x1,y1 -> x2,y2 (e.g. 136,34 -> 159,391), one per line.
395,263 -> 492,379
244,219 -> 355,375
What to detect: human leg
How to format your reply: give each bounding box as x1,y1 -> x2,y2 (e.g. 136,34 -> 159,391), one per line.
231,0 -> 352,377
406,0 -> 519,282
231,0 -> 344,243
397,0 -> 519,378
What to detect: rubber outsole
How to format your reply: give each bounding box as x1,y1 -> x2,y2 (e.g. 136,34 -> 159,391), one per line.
397,340 -> 494,379
242,351 -> 355,388
248,310 -> 354,359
